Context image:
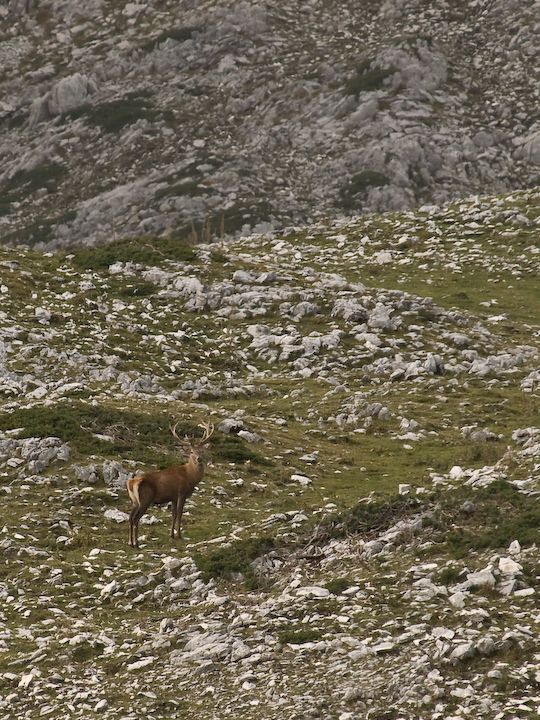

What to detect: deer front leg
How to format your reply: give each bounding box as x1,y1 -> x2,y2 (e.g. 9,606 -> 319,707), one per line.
170,502 -> 178,539
176,495 -> 186,539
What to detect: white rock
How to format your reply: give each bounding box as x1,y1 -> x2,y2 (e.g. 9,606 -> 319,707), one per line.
291,473 -> 312,486
34,307 -> 51,323
463,568 -> 496,590
374,250 -> 392,264
450,643 -> 476,662
126,657 -> 155,671
100,580 -> 119,598
448,591 -> 467,608
514,588 -> 535,597
372,641 -> 395,653
498,557 -> 522,575
161,556 -> 183,572
104,508 -> 129,523
432,627 -> 455,640
296,586 -> 330,598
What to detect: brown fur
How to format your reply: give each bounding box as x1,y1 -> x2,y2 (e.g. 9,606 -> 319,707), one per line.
127,453 -> 206,548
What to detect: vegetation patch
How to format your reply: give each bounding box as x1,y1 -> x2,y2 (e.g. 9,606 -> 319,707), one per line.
70,235 -> 196,269
1,162 -> 66,201
195,536 -> 276,587
324,577 -> 354,595
0,401 -> 266,471
340,170 -> 389,209
2,218 -> 57,246
277,627 -> 322,645
0,402 -> 199,466
344,59 -> 396,96
115,280 -> 157,298
437,481 -> 540,556
154,179 -> 202,200
211,434 -> 273,466
319,495 -> 421,541
61,93 -> 164,133
140,25 -> 203,52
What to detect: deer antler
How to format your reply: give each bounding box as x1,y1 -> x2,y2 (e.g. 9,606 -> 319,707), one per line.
198,421 -> 215,444
170,422 -> 193,448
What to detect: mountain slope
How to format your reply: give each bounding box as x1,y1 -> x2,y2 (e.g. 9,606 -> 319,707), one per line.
0,0 -> 538,248
0,189 -> 539,718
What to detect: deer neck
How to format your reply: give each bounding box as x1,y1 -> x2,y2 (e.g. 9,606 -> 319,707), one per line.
186,456 -> 205,485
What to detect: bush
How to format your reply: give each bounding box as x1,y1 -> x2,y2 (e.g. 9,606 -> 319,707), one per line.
141,25 -> 202,52
436,481 -> 540,556
344,60 -> 395,96
195,536 -> 276,586
277,628 -> 322,645
324,577 -> 353,595
70,235 -> 196,270
321,495 -> 420,541
340,171 -> 389,210
62,93 -> 165,133
211,434 -> 272,466
1,163 -> 66,201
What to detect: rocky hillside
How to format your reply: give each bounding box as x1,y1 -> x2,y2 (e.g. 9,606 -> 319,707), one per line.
0,189 -> 539,718
0,0 -> 539,248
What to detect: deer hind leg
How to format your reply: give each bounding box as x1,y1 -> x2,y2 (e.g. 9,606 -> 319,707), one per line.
131,504 -> 147,549
128,482 -> 153,549
128,504 -> 140,547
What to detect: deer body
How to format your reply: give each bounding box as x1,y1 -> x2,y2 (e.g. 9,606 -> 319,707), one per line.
127,422 -> 213,548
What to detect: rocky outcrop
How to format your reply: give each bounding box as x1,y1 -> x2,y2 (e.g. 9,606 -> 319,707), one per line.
0,0 -> 538,248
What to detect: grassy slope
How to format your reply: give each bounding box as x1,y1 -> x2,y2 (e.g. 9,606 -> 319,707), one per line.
0,188 -> 538,718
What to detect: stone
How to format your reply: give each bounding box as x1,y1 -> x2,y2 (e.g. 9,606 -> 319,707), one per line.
363,540 -> 384,558
104,509 -> 129,523
448,592 -> 467,608
291,473 -> 312,487
450,643 -> 476,663
296,586 -> 330,598
218,418 -> 245,434
514,588 -> 535,597
463,568 -> 496,590
498,557 -> 521,575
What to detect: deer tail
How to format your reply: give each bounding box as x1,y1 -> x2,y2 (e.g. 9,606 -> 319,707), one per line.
127,476 -> 144,507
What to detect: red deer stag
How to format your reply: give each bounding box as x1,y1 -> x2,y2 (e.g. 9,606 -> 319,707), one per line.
126,421 -> 214,548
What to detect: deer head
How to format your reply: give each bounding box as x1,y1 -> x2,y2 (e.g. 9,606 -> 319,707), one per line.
170,421 -> 214,466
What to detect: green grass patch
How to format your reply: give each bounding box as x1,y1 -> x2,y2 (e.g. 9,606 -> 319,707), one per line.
0,401 -> 264,470
436,564 -> 463,585
0,402 -> 186,465
194,536 -> 276,587
318,495 -> 421,541
114,280 -> 157,298
211,434 -> 273,466
324,577 -> 354,595
70,235 -> 196,270
428,481 -> 540,557
277,627 -> 322,645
